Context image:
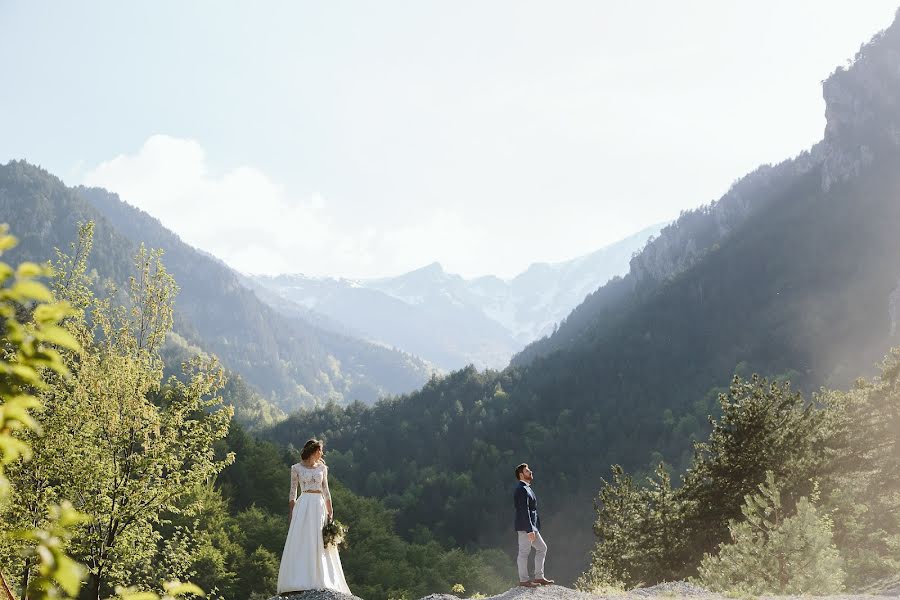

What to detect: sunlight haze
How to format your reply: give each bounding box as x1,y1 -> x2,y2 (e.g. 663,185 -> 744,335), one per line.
2,1 -> 897,277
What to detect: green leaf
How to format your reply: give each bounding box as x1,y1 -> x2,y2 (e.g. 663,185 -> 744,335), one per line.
53,552 -> 86,596
1,404 -> 42,434
16,262 -> 44,279
0,436 -> 33,464
116,588 -> 160,600
56,503 -> 90,528
10,364 -> 40,385
11,280 -> 53,302
118,591 -> 159,600
33,302 -> 72,325
164,581 -> 205,597
4,394 -> 42,412
0,235 -> 17,251
39,325 -> 80,351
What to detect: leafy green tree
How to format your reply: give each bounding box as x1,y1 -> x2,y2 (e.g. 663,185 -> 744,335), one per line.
6,225 -> 233,600
236,548 -> 278,600
0,224 -> 85,600
0,225 -> 203,600
696,472 -> 844,595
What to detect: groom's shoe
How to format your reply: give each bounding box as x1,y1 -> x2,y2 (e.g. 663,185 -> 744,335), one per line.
518,581 -> 540,588
532,578 -> 555,586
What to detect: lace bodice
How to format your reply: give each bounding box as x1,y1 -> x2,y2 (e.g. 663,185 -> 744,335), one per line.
289,462 -> 331,502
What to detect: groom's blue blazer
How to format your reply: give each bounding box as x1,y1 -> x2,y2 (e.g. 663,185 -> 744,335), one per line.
513,481 -> 540,533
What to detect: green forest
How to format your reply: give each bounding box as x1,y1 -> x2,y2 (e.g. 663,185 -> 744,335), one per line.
0,226 -> 514,600
2,222 -> 899,600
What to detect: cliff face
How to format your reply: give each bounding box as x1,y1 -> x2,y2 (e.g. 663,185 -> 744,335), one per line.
629,161 -> 798,286
634,8 -> 900,287
517,9 -> 900,366
820,15 -> 900,191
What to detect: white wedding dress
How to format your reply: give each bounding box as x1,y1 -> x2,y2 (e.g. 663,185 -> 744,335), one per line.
277,462 -> 351,594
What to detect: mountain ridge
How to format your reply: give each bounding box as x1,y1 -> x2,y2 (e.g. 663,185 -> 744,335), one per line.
252,222 -> 664,370
0,162 -> 434,413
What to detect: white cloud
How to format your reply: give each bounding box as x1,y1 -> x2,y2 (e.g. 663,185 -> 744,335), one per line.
83,135 -> 495,278
84,135 -> 370,275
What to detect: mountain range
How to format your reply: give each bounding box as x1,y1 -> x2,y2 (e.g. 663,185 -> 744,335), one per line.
250,222 -> 662,370
0,161 -> 660,418
263,9 -> 900,583
0,166 -> 434,420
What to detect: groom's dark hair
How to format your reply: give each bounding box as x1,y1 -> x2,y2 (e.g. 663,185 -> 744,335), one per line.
515,463 -> 529,480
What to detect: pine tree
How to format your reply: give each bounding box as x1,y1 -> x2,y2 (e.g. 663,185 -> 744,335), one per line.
696,472 -> 844,595
680,375 -> 826,564
577,463 -> 686,589
819,349 -> 900,586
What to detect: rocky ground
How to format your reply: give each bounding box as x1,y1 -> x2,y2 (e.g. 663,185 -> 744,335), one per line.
272,580 -> 900,600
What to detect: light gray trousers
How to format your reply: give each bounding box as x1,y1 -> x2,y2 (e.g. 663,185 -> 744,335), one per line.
516,530 -> 548,582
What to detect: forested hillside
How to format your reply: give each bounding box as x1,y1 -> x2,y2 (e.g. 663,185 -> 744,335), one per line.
0,163 -> 433,414
0,227 -> 512,600
264,11 -> 900,583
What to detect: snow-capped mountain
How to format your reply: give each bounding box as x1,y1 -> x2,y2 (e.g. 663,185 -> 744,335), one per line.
251,223 -> 664,370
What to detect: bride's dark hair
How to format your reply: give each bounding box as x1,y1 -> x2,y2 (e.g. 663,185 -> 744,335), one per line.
300,438 -> 325,462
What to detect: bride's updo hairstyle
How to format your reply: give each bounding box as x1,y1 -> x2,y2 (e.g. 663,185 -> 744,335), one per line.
300,438 -> 325,462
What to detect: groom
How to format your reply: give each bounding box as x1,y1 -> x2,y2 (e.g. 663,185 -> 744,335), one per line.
514,463 -> 554,587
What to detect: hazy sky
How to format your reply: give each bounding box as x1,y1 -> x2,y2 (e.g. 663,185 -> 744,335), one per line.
2,2 -> 898,278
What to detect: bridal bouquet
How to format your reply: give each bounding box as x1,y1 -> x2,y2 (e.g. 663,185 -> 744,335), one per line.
322,518 -> 349,548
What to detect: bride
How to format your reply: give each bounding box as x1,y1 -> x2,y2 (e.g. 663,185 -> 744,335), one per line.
277,439 -> 351,594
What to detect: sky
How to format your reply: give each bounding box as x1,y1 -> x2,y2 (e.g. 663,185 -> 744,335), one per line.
2,1 -> 898,279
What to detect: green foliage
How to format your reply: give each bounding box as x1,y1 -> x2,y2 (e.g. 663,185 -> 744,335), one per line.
239,547 -> 278,599
818,348 -> 900,586
12,502 -> 91,598
203,420 -> 514,600
574,564 -> 625,597
581,376 -> 806,586
679,375 -> 825,564
576,464 -> 683,589
4,225 -> 229,600
696,472 -> 845,595
0,226 -> 206,600
581,360 -> 900,591
112,581 -> 204,600
3,220 -> 508,600
0,225 -> 86,600
324,476 -> 513,600
0,227 -> 78,499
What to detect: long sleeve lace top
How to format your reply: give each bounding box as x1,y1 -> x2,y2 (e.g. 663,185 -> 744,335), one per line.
289,462 -> 331,503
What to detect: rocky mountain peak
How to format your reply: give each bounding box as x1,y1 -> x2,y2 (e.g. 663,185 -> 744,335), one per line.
819,8 -> 900,190
629,9 -> 900,287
